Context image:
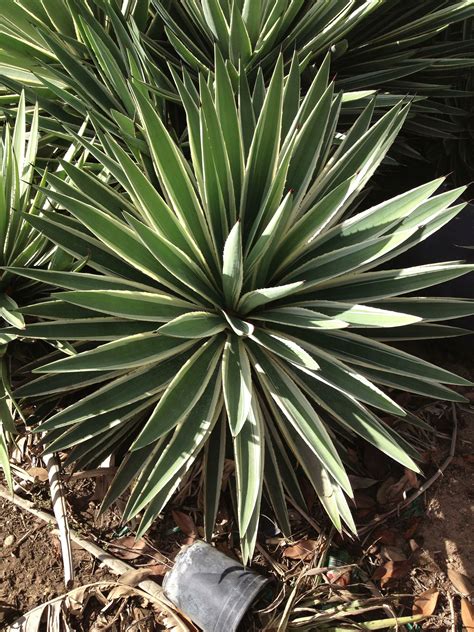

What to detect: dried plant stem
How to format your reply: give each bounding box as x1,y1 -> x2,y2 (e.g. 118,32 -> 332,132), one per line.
42,447 -> 74,588
447,592 -> 456,632
66,467 -> 117,481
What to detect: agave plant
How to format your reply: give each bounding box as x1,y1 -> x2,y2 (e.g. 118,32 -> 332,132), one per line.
2,1 -> 473,148
6,55 -> 474,561
0,0 -> 175,139
150,0 -> 378,74
0,93 -> 74,487
154,1 -> 474,124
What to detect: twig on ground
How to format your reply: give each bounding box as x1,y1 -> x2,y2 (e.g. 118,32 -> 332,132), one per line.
42,446 -> 74,588
359,403 -> 458,535
255,542 -> 286,578
66,467 -> 117,481
447,591 -> 456,632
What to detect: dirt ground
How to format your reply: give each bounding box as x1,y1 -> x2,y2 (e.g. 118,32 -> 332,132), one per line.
404,339 -> 474,630
0,498 -> 115,626
0,338 -> 472,630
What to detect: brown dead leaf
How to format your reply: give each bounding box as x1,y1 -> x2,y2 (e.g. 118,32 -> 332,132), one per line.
118,568 -> 153,587
146,563 -> 169,577
381,545 -> 407,562
376,476 -> 400,505
283,539 -> 319,560
377,471 -> 417,506
413,588 -> 439,616
403,517 -> 423,540
372,527 -> 398,546
108,536 -> 151,560
404,468 -> 419,489
27,467 -> 49,482
372,560 -> 411,587
461,598 -> 474,630
448,568 -> 473,596
108,584 -> 138,600
172,510 -> 197,537
354,491 -> 377,509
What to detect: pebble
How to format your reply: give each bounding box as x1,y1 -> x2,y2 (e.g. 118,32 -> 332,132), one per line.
3,535 -> 15,547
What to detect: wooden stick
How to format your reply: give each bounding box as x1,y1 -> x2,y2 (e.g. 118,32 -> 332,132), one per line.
42,447 -> 74,588
66,467 -> 117,481
447,591 -> 456,632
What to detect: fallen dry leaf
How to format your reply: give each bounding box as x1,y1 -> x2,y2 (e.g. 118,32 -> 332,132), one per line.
146,563 -> 169,577
413,588 -> 439,616
404,468 -> 419,489
172,510 -> 197,537
108,584 -> 137,600
377,471 -> 417,505
371,527 -> 398,546
118,568 -> 153,587
373,560 -> 412,587
465,391 -> 474,403
461,598 -> 474,630
381,545 -> 407,562
283,539 -> 319,560
448,568 -> 473,596
27,467 -> 49,482
108,536 -> 151,560
403,517 -> 423,540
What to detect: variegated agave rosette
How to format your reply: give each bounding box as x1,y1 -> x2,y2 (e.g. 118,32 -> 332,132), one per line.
7,54 -> 474,561
0,94 -> 74,488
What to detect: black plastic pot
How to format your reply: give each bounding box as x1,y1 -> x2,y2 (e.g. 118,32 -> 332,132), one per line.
163,540 -> 272,632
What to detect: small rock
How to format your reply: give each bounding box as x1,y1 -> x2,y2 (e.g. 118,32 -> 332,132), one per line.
3,535 -> 15,547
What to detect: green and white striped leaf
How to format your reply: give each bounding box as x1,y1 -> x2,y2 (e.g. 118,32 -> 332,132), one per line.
56,290 -> 195,321
158,312 -> 226,339
222,335 -> 252,436
250,330 -> 320,372
234,400 -> 264,557
132,337 -> 224,449
250,345 -> 352,496
35,334 -> 196,373
222,221 -> 243,308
